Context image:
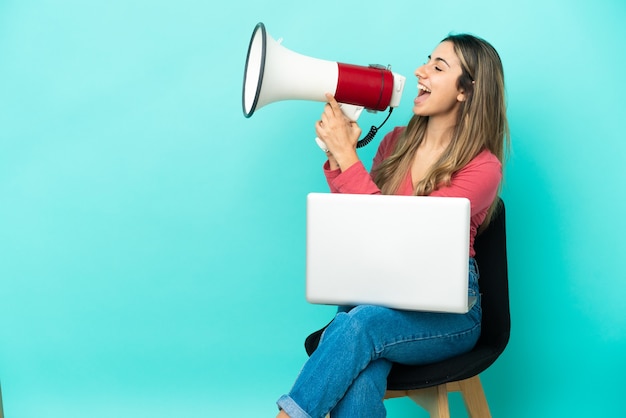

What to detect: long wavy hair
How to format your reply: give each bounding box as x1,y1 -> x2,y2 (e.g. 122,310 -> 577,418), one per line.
372,33 -> 510,227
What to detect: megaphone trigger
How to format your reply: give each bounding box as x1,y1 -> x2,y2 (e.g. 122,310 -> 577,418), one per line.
338,103 -> 364,121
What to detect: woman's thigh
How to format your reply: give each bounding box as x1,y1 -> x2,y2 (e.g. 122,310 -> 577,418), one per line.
337,304 -> 481,365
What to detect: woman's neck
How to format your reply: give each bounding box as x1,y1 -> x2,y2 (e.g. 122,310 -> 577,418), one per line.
422,119 -> 455,151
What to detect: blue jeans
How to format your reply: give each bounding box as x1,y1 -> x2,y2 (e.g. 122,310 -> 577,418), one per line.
277,258 -> 482,418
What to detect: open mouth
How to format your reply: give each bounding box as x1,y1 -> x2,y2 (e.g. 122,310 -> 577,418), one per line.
415,83 -> 431,105
418,83 -> 431,96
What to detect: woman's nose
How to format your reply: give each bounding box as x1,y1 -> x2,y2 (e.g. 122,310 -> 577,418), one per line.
415,65 -> 427,79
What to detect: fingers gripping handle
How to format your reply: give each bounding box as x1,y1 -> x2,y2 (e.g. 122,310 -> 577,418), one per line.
315,103 -> 364,152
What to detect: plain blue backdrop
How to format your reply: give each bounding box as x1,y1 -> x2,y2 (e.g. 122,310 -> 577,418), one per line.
1,0 -> 625,416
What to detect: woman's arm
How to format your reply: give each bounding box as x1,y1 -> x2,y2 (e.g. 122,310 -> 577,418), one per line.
322,127 -> 404,194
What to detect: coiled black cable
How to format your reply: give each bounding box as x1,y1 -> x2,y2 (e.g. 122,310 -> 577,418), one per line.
356,107 -> 394,148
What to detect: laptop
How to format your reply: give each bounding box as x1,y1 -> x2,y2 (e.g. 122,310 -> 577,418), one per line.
305,192 -> 473,313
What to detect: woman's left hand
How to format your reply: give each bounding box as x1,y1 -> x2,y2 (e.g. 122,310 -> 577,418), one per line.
315,93 -> 361,171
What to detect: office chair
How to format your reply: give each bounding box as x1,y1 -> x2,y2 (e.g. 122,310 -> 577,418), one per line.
305,198 -> 510,417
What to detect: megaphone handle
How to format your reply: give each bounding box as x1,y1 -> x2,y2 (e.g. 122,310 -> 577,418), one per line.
339,103 -> 365,121
315,103 -> 364,152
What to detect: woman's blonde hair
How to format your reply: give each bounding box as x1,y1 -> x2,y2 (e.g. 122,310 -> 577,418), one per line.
372,33 -> 510,227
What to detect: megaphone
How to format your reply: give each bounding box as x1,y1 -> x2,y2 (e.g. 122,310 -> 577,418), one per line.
242,22 -> 406,148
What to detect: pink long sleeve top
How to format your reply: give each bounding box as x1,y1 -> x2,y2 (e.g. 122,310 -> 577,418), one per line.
323,127 -> 502,257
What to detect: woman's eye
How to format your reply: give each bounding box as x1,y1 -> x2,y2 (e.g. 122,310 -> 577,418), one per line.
435,66 -> 442,72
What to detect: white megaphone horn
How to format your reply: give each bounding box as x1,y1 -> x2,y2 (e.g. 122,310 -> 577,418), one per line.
242,22 -> 406,149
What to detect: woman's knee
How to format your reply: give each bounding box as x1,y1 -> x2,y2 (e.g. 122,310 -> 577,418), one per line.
321,306 -> 391,346
348,305 -> 397,327
330,305 -> 395,342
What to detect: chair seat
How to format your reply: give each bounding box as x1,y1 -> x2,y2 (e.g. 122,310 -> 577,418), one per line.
385,344 -> 501,391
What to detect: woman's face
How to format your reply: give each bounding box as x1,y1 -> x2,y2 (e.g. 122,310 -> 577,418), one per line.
413,41 -> 466,120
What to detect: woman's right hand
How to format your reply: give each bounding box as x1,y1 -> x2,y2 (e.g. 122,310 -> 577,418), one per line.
315,94 -> 361,171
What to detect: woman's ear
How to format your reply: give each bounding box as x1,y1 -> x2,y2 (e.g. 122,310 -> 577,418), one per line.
457,80 -> 475,102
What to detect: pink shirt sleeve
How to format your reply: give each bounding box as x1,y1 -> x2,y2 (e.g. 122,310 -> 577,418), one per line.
322,127 -> 404,194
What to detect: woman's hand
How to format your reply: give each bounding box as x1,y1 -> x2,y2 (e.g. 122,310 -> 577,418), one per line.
315,93 -> 361,171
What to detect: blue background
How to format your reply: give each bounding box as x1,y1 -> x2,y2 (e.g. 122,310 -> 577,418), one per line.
1,0 -> 625,416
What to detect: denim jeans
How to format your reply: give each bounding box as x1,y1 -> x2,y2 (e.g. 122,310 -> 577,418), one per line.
277,258 -> 482,418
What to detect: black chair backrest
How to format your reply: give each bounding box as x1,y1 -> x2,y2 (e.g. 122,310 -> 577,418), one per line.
473,198 -> 510,353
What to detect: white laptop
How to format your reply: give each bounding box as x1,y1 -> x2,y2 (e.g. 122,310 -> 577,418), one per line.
305,192 -> 473,313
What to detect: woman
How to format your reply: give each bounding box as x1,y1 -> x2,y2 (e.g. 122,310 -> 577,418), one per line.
276,33 -> 509,418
